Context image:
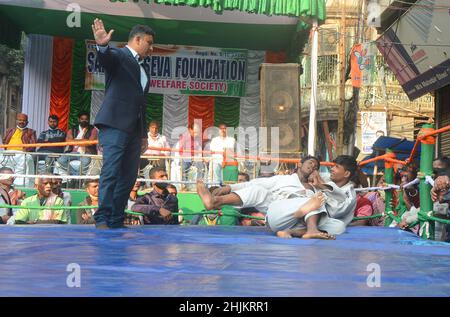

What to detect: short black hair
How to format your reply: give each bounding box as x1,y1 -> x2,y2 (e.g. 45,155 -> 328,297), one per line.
333,155 -> 357,179
238,172 -> 250,182
148,120 -> 160,128
84,178 -> 99,188
48,115 -> 59,121
301,155 -> 320,167
149,166 -> 167,179
434,156 -> 450,168
166,184 -> 177,191
78,111 -> 90,119
0,166 -> 13,173
129,25 -> 155,41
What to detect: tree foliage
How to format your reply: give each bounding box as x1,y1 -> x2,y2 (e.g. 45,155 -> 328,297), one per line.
0,43 -> 24,87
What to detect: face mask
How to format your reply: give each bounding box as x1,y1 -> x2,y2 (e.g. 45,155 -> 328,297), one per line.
433,168 -> 446,176
79,121 -> 89,128
155,182 -> 168,190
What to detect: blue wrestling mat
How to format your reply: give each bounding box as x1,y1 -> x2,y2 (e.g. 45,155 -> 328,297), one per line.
1,225 -> 450,297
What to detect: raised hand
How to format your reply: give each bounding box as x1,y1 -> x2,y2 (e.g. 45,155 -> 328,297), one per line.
91,18 -> 114,46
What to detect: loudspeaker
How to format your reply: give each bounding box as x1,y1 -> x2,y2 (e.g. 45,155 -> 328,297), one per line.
260,63 -> 301,155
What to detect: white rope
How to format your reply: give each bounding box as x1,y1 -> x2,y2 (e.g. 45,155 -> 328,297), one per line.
425,175 -> 435,187
0,173 -> 221,186
354,184 -> 400,192
355,178 -> 421,192
402,178 -> 420,189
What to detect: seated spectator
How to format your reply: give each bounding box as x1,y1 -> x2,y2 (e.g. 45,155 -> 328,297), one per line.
141,121 -> 169,170
364,175 -> 398,226
0,168 -> 26,225
349,170 -> 373,226
0,167 -> 15,224
400,163 -> 420,210
52,175 -> 72,206
15,177 -> 67,224
0,166 -> 25,204
2,113 -> 36,186
57,112 -> 98,177
36,115 -> 67,173
76,179 -> 99,224
125,181 -> 144,225
3,113 -> 37,152
52,175 -> 72,223
433,156 -> 450,177
349,194 -> 374,226
240,207 -> 266,226
238,172 -> 250,183
131,167 -> 179,225
166,184 -> 185,224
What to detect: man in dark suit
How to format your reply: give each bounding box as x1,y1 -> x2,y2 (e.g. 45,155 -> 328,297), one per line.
91,19 -> 154,229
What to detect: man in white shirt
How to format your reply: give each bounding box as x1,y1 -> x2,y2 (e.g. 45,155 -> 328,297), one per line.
208,123 -> 236,183
141,121 -> 169,170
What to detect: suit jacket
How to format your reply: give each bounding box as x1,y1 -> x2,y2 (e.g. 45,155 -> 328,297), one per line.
94,46 -> 149,138
3,127 -> 37,152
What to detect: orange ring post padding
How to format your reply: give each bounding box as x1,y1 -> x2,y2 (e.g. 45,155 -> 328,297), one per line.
0,140 -> 98,149
384,152 -> 396,169
419,127 -> 436,145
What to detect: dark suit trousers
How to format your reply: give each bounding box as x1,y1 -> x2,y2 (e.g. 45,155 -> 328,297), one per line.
95,126 -> 141,228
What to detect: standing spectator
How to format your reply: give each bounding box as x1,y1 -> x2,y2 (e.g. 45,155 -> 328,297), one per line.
15,177 -> 67,224
131,167 -> 178,225
209,123 -> 236,183
142,121 -> 169,170
176,122 -> 204,189
57,112 -> 98,176
36,115 -> 67,173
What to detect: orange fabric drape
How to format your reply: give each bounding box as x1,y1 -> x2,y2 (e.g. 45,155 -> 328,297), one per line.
50,37 -> 74,131
265,51 -> 286,63
188,96 -> 215,140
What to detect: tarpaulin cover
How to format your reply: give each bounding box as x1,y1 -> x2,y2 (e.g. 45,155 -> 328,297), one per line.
1,225 -> 450,296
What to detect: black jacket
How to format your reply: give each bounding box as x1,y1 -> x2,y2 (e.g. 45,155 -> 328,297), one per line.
94,46 -> 149,138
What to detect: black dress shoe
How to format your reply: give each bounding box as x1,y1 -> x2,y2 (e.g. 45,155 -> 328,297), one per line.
95,223 -> 110,230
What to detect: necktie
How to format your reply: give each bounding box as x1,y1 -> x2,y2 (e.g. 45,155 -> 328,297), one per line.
136,56 -> 148,91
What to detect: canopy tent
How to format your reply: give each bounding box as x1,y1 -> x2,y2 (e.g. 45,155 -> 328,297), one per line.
0,0 -> 326,57
360,136 -> 421,175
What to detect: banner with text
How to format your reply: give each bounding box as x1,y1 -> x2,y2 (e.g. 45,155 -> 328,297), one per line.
361,111 -> 387,154
85,41 -> 248,97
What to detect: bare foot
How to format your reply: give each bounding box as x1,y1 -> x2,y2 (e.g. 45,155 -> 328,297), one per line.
276,231 -> 292,238
302,230 -> 336,240
196,180 -> 214,210
294,192 -> 326,218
